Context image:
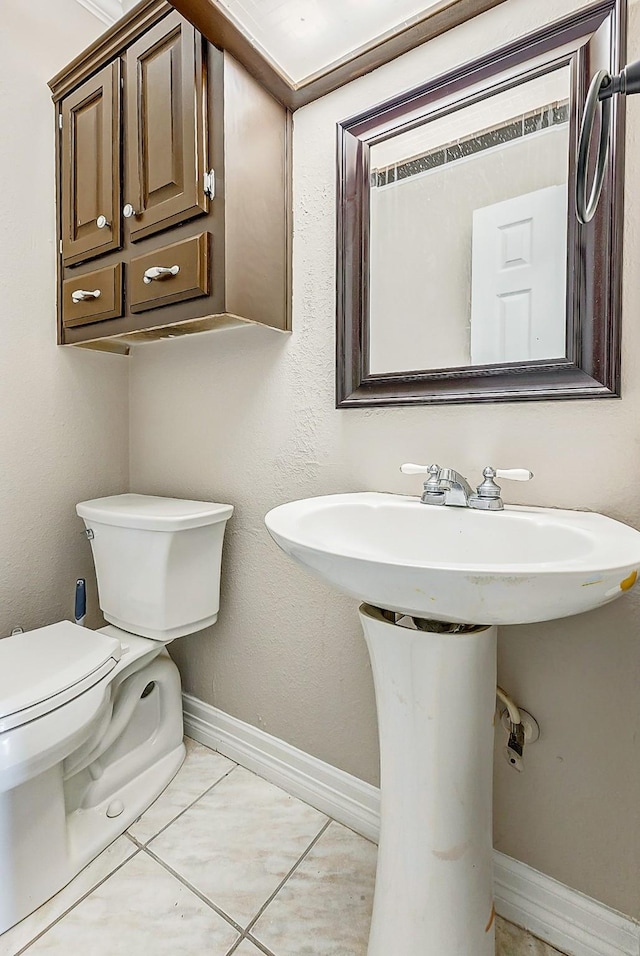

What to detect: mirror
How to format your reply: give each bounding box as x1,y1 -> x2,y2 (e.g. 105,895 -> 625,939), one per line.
369,68 -> 570,373
337,0 -> 625,406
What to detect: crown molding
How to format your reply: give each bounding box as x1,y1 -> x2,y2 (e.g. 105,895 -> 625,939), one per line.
74,0 -> 124,26
66,0 -> 508,111
50,1 -> 173,101
171,0 -> 508,109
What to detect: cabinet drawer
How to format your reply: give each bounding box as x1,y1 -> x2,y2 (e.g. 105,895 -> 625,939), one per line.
63,263 -> 123,327
129,233 -> 210,312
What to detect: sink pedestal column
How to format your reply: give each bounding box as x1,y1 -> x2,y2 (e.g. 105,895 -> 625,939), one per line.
359,604 -> 497,956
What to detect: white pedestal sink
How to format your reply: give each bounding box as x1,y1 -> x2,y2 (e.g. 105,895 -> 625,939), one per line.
265,493 -> 640,955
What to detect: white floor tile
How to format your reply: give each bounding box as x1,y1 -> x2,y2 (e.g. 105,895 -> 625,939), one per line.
0,836 -> 136,956
148,766 -> 328,927
128,737 -> 235,844
26,851 -> 240,956
251,821 -> 376,956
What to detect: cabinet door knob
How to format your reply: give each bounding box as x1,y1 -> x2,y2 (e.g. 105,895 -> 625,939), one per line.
96,215 -> 110,229
143,265 -> 180,284
71,288 -> 102,304
123,203 -> 138,219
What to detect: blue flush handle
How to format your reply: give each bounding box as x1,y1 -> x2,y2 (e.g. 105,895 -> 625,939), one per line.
74,578 -> 86,627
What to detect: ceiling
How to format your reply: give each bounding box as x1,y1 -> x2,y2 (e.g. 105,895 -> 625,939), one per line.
208,0 -> 444,82
76,0 -> 444,82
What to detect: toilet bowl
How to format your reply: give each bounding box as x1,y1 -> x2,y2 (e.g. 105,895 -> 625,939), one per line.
0,494 -> 233,935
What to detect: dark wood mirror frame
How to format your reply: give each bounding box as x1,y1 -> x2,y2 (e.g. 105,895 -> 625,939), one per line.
336,0 -> 626,407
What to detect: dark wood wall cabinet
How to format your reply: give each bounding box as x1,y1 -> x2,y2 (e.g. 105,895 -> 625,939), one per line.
49,2 -> 291,354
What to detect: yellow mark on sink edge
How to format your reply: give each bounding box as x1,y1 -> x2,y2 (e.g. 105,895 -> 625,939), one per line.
485,904 -> 496,933
620,570 -> 638,592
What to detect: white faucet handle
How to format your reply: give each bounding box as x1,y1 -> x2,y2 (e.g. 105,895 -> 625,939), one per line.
400,463 -> 437,475
494,468 -> 533,482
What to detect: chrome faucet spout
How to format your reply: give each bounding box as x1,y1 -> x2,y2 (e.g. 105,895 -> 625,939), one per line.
437,468 -> 474,507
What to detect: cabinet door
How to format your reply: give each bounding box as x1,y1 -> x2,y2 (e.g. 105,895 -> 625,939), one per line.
61,62 -> 121,266
125,13 -> 208,242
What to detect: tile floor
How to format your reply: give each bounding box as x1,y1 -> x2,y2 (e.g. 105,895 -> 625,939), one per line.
0,738 -> 564,956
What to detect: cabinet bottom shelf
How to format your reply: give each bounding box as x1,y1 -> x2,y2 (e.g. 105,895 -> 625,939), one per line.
67,312 -> 290,355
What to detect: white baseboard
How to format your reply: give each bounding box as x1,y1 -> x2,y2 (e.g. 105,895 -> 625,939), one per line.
182,692 -> 380,842
183,693 -> 640,956
493,853 -> 639,956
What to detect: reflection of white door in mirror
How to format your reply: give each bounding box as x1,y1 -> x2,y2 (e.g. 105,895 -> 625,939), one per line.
470,185 -> 567,365
367,67 -> 570,376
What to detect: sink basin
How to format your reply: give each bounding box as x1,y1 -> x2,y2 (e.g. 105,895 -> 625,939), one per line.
265,490 -> 640,956
265,492 -> 640,625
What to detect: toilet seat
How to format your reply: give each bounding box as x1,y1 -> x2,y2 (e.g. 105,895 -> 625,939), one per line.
0,622 -> 121,733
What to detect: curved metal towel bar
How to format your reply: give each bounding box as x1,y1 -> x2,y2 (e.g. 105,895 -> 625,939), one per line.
576,59 -> 640,224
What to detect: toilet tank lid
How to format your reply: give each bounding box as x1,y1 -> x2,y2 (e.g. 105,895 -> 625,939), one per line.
0,622 -> 121,724
76,494 -> 234,531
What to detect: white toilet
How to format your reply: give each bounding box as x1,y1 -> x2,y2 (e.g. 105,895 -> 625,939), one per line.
0,493 -> 233,935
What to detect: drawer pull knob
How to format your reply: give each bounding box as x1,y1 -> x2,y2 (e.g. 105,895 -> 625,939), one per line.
96,215 -> 110,229
71,288 -> 102,304
143,265 -> 180,284
123,203 -> 139,219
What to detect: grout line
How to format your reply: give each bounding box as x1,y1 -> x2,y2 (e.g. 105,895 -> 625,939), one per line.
225,935 -> 277,956
241,935 -> 278,956
142,845 -> 245,936
137,761 -> 239,848
142,810 -> 332,952
17,846 -> 143,954
242,818 -> 333,940
224,938 -> 244,956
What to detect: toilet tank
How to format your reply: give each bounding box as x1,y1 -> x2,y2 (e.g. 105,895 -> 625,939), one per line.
76,494 -> 234,642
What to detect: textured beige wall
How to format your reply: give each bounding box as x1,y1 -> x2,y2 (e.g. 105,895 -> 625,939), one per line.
0,1 -> 129,634
129,0 -> 640,918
